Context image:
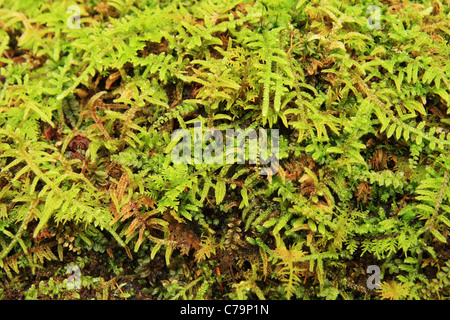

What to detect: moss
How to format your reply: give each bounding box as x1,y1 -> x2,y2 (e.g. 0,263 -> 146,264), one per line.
0,0 -> 449,300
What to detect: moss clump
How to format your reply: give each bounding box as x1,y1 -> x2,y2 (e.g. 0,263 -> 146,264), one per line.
0,0 -> 449,300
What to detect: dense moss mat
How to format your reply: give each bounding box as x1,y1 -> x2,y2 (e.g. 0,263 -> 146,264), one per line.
0,0 -> 449,299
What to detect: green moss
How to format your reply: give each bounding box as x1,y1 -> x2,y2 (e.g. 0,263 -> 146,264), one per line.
0,0 -> 449,300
